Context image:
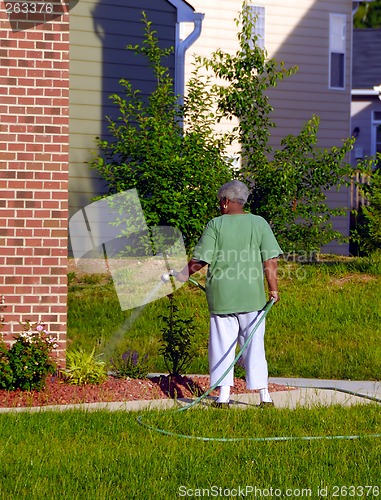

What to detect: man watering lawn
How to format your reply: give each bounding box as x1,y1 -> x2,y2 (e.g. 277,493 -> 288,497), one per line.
175,180 -> 282,407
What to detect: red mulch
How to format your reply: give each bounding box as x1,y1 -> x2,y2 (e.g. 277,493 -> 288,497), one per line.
0,375 -> 292,409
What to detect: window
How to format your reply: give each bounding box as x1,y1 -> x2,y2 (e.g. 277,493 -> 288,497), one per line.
329,14 -> 346,89
247,5 -> 265,50
372,111 -> 381,168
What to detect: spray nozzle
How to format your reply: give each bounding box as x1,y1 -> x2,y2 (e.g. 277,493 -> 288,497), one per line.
161,269 -> 177,283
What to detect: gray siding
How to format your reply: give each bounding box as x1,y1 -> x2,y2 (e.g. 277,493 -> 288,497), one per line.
69,0 -> 176,216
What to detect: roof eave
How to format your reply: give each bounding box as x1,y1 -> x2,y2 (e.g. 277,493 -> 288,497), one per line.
352,89 -> 379,95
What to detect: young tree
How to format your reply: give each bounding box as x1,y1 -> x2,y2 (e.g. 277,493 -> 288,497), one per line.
90,13 -> 232,253
194,3 -> 358,254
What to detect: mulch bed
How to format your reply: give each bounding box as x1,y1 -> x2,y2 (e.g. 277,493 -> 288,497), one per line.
0,375 -> 293,408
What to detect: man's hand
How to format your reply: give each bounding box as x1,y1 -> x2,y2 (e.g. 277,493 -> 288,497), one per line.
175,271 -> 189,283
264,258 -> 280,304
269,290 -> 280,303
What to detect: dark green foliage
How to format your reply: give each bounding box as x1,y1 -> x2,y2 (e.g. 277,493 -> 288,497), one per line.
354,0 -> 381,28
0,301 -> 13,390
0,340 -> 13,390
354,166 -> 381,254
159,294 -> 198,376
7,322 -> 57,392
90,13 -> 232,252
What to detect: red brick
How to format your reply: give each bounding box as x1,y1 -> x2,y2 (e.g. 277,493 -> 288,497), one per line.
5,276 -> 23,284
22,296 -> 40,304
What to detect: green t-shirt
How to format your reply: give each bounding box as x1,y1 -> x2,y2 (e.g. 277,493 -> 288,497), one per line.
193,214 -> 283,314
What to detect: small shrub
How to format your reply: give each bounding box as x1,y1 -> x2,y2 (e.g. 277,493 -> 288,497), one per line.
356,167 -> 381,254
159,294 -> 198,376
64,348 -> 108,385
67,271 -> 76,284
8,321 -> 57,392
0,301 -> 13,390
0,338 -> 13,390
110,350 -> 149,379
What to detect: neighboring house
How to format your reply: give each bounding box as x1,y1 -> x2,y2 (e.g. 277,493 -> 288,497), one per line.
69,0 -> 363,255
351,28 -> 381,167
69,0 -> 203,217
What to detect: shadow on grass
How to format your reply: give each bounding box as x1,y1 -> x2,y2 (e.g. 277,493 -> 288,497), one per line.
282,252 -> 381,275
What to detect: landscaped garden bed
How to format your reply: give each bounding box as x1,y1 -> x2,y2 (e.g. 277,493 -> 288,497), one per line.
0,375 -> 291,408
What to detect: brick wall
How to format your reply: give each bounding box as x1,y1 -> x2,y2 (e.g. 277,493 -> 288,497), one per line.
0,1 -> 69,367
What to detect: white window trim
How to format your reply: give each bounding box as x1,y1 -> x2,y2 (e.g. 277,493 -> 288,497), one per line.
329,13 -> 346,90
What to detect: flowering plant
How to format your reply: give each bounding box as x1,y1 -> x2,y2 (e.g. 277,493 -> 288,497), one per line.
8,321 -> 58,391
110,350 -> 149,379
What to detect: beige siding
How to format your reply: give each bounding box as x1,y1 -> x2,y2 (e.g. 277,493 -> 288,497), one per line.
185,0 -> 352,147
69,0 -> 355,254
69,0 -> 176,217
185,0 -> 353,253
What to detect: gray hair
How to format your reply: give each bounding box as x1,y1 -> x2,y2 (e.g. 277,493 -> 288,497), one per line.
218,180 -> 249,205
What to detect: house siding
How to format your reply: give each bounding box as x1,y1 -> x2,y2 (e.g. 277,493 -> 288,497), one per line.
69,0 -> 176,217
185,0 -> 353,254
70,0 -> 355,254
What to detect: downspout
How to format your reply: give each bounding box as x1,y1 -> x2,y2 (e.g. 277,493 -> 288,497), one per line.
175,14 -> 204,102
166,0 -> 204,103
350,3 -> 359,140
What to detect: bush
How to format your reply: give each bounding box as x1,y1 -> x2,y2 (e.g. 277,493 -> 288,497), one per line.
89,13 -> 232,252
0,338 -> 13,390
64,348 -> 108,385
159,294 -> 199,376
7,322 -> 57,392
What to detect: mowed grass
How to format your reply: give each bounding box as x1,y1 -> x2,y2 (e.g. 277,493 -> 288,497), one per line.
2,254 -> 381,499
267,257 -> 381,379
68,253 -> 381,380
0,405 -> 381,499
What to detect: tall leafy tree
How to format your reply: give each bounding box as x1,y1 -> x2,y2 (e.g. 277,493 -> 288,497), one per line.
90,13 -> 232,252
193,3 -> 358,254
354,1 -> 381,28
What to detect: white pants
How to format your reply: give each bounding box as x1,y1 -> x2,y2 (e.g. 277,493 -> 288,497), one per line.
209,311 -> 268,390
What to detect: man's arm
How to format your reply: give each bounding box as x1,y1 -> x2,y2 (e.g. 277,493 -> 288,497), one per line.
263,257 -> 280,303
176,258 -> 207,282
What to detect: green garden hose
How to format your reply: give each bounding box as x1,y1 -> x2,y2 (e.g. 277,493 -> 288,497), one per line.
137,280 -> 381,442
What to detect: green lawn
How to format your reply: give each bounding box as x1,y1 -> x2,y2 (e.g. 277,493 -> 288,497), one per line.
0,405 -> 381,499
1,254 -> 381,499
68,253 -> 381,380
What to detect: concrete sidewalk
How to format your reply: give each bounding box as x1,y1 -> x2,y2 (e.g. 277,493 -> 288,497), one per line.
1,378 -> 380,413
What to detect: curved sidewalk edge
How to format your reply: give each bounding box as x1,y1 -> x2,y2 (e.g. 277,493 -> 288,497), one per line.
269,377 -> 381,400
1,378 -> 380,413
